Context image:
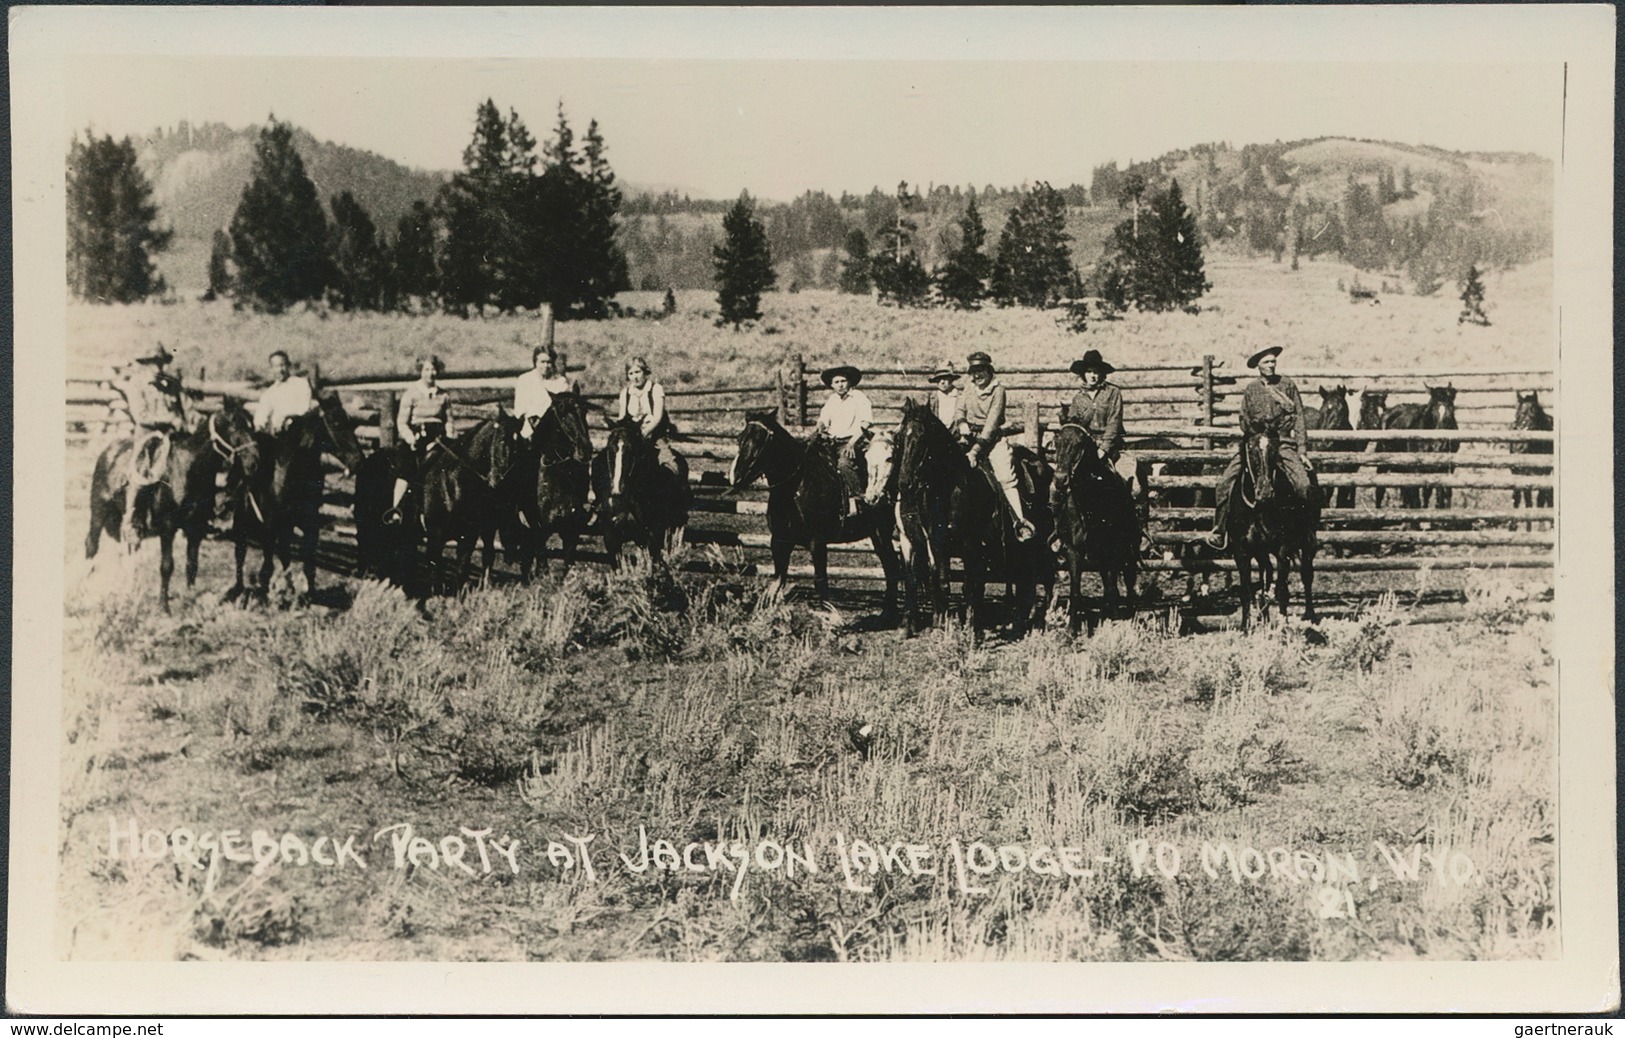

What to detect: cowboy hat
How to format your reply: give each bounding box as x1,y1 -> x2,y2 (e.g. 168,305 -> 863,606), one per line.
928,360 -> 960,384
1247,346 -> 1284,369
1069,350 -> 1115,377
965,351 -> 995,373
820,364 -> 862,387
136,344 -> 174,367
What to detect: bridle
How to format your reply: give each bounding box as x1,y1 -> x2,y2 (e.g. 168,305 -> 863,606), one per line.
1052,421 -> 1098,492
1241,430 -> 1273,509
207,410 -> 254,464
739,418 -> 804,491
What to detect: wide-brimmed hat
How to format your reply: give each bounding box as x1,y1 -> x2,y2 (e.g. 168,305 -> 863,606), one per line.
136,344 -> 174,367
1247,346 -> 1284,369
1070,350 -> 1115,378
821,364 -> 862,387
928,360 -> 960,384
965,351 -> 995,373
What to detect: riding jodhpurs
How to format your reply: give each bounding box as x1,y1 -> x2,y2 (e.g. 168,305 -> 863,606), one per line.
1212,443 -> 1312,532
983,438 -> 1028,525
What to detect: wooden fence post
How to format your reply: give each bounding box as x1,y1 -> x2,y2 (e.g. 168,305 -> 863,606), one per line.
775,363 -> 789,424
539,303 -> 555,349
794,353 -> 808,426
377,390 -> 399,450
1024,399 -> 1041,451
1201,354 -> 1216,450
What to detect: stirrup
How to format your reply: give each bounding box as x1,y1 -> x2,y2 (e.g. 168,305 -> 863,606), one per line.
1014,518 -> 1035,543
1204,529 -> 1228,551
382,508 -> 403,526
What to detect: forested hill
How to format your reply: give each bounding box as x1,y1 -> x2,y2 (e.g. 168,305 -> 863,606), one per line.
135,121 -> 449,243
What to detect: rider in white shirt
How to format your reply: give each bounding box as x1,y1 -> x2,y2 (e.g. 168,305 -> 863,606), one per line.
513,344 -> 574,437
252,350 -> 315,433
814,364 -> 873,515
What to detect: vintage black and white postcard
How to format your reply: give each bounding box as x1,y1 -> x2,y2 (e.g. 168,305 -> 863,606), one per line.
8,4 -> 1616,1015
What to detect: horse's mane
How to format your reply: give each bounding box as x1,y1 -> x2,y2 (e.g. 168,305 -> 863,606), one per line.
899,397 -> 957,451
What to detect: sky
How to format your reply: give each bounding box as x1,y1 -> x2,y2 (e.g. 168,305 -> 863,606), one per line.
53,10 -> 1567,202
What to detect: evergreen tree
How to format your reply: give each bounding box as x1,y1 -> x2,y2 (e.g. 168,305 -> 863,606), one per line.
203,228 -> 232,302
1457,264 -> 1490,325
66,131 -> 172,303
935,195 -> 992,309
837,229 -> 871,294
713,192 -> 775,328
990,182 -> 1074,308
389,201 -> 438,312
228,118 -> 331,313
870,181 -> 930,306
435,100 -> 518,316
326,191 -> 386,311
1098,179 -> 1210,313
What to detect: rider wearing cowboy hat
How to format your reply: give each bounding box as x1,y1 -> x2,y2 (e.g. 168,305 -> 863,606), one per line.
1060,349 -> 1133,483
954,351 -> 1035,542
114,343 -> 189,543
815,364 -> 874,515
927,360 -> 962,427
1205,346 -> 1314,550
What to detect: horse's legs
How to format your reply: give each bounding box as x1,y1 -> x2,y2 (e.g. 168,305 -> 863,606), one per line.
1235,550 -> 1252,631
770,536 -> 794,597
1300,547 -> 1318,623
184,527 -> 203,588
930,528 -> 951,625
300,518 -> 319,598
560,529 -> 580,575
872,524 -> 901,625
964,550 -> 985,645
811,541 -> 829,602
1067,544 -> 1084,636
158,530 -> 176,614
85,499 -> 105,560
1275,552 -> 1291,618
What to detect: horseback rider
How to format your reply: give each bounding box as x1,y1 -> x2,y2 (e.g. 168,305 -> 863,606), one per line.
113,343 -> 188,543
954,352 -> 1035,542
384,354 -> 455,525
513,342 -> 576,439
1060,349 -> 1134,484
1205,346 -> 1315,550
615,355 -> 682,477
251,349 -> 315,434
927,360 -> 962,427
814,364 -> 873,516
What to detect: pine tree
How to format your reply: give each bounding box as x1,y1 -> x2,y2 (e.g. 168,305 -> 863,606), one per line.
935,195 -> 992,309
228,118 -> 331,313
837,228 -> 872,294
66,131 -> 172,303
870,181 -> 930,306
389,201 -> 438,312
990,182 -> 1074,308
713,192 -> 775,328
203,228 -> 232,302
1457,264 -> 1490,325
327,191 -> 386,311
435,100 -> 515,316
1137,179 -> 1210,311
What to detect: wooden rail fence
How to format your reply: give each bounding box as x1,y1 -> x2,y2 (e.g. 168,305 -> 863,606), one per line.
66,354 -> 1556,589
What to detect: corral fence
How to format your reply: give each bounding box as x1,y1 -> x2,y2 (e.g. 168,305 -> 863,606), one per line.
66,352 -> 1556,589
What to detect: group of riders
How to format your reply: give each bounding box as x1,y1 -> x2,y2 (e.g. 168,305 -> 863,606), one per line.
111,337 -> 1315,557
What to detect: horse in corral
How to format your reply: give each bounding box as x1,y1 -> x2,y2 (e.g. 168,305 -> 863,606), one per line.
227,392 -> 366,605
1303,385 -> 1357,510
591,417 -> 690,567
1052,421 -> 1140,635
1226,417 -> 1320,629
1382,384 -> 1459,509
1125,433 -> 1217,601
891,399 -> 1053,641
729,409 -> 901,620
86,401 -> 261,612
1358,390 -> 1389,509
1509,390 -> 1554,518
417,410 -> 529,595
515,391 -> 594,580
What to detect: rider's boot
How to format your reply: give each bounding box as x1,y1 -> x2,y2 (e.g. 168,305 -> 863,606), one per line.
1002,484 -> 1034,542
383,478 -> 408,525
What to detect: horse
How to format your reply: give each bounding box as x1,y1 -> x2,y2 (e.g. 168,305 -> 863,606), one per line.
515,392 -> 594,580
85,401 -> 260,612
1052,421 -> 1140,635
352,447 -> 414,585
591,418 -> 690,567
1226,417 -> 1320,630
1509,390 -> 1554,519
891,399 -> 1052,641
227,392 -> 365,605
729,409 -> 901,621
1303,385 -> 1356,510
1382,384 -> 1459,509
1358,390 -> 1389,509
417,410 -> 529,595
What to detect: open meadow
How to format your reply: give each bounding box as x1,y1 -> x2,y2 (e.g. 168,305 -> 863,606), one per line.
55,252 -> 1559,963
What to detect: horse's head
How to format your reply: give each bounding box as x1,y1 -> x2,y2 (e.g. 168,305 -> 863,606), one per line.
1052,421 -> 1102,494
1317,385 -> 1352,429
1425,383 -> 1458,429
1512,390 -> 1549,430
537,392 -> 593,465
1244,421 -> 1284,504
894,397 -> 954,493
209,399 -> 263,476
863,431 -> 895,506
731,409 -> 781,489
604,417 -> 648,501
1358,390 -> 1388,428
474,409 -> 528,489
314,392 -> 365,474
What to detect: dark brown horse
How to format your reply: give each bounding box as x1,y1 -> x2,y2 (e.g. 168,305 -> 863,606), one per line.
227,393 -> 365,605
516,392 -> 594,580
592,419 -> 690,567
1382,384 -> 1459,509
1052,421 -> 1140,634
729,410 -> 900,619
86,401 -> 260,612
1303,385 -> 1356,510
891,399 -> 1052,641
1358,390 -> 1389,509
1509,390 -> 1554,517
418,410 -> 529,595
1226,419 -> 1319,629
